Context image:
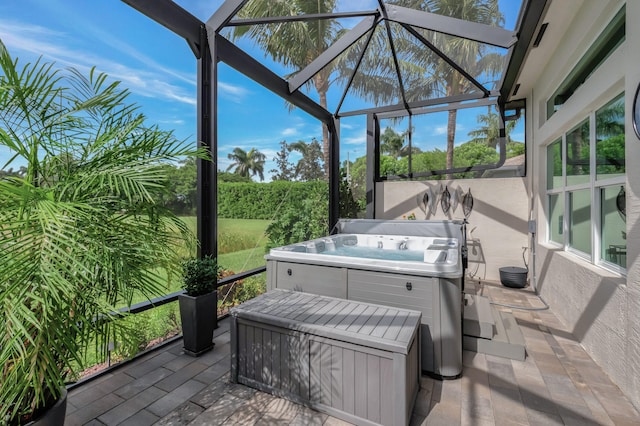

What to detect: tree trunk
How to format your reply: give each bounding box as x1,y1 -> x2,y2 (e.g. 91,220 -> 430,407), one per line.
445,76 -> 460,179
314,72 -> 330,180
321,110 -> 329,179
446,109 -> 457,179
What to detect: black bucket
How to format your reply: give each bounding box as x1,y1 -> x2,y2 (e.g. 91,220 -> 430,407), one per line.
499,266 -> 528,288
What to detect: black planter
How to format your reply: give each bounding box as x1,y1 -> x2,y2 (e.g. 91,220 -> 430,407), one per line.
26,388 -> 67,426
499,267 -> 528,288
179,291 -> 217,356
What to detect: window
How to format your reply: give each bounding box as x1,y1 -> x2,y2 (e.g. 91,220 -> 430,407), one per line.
596,94 -> 625,179
566,120 -> 590,186
546,139 -> 562,190
546,6 -> 625,119
601,186 -> 626,268
548,193 -> 563,244
569,189 -> 591,255
545,94 -> 625,271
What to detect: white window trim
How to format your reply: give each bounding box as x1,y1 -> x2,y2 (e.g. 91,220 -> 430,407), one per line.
544,93 -> 626,274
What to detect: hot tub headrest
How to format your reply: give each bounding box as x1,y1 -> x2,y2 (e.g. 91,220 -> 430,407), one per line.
334,219 -> 464,241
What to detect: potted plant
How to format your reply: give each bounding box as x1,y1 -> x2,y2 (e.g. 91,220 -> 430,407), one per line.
179,256 -> 220,356
0,41 -> 204,424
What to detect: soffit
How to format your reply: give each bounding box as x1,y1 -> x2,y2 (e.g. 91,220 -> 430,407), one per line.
506,0 -> 583,101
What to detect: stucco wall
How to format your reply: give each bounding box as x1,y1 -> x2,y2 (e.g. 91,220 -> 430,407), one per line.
529,0 -> 640,410
623,0 -> 640,408
377,178 -> 530,282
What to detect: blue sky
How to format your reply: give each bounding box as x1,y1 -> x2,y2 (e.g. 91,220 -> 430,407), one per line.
0,0 -> 523,180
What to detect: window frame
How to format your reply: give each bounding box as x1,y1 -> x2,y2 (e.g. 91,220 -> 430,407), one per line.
545,93 -> 626,274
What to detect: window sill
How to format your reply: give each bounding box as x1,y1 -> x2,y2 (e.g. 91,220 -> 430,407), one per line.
538,241 -> 627,280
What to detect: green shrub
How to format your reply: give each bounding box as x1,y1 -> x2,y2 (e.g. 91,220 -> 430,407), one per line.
115,303 -> 181,359
218,181 -> 327,219
235,276 -> 266,304
265,184 -> 328,250
181,256 -> 220,296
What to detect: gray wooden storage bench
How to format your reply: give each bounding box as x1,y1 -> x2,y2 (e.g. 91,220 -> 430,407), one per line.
230,289 -> 421,426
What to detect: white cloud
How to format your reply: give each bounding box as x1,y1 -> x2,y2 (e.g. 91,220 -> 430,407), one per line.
218,81 -> 250,102
432,123 -> 464,136
158,119 -> 186,125
0,19 -> 196,107
433,125 -> 448,136
281,127 -> 298,137
260,148 -> 278,159
0,21 -> 78,62
342,135 -> 366,145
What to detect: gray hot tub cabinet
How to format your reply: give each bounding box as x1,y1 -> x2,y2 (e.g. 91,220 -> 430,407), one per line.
266,262 -> 461,378
230,289 -> 421,426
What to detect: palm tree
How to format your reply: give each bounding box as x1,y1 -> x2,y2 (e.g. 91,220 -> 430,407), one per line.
232,2 -> 429,177
226,147 -> 266,181
232,0 -> 340,178
288,138 -> 324,181
380,126 -> 415,159
232,1 -> 503,178
0,40 -> 204,424
415,0 -> 506,174
467,107 -> 516,148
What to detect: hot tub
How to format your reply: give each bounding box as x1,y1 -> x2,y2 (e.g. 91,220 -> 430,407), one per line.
265,219 -> 465,378
268,233 -> 461,276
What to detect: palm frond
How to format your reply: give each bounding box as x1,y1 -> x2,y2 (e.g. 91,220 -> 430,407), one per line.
1,40 -> 202,424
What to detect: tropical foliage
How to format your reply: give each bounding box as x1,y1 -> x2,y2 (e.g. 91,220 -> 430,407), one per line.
217,181 -> 327,219
218,170 -> 252,183
265,183 -> 328,250
269,138 -> 325,182
288,138 -> 325,181
226,147 -> 266,181
596,94 -> 625,176
232,0 -> 509,180
160,157 -> 198,215
413,0 -> 506,173
467,108 -> 517,148
380,127 -> 413,159
0,41 -> 204,424
269,140 -> 296,181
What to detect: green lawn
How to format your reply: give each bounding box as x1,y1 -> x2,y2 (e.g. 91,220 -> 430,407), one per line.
219,247 -> 269,273
179,217 -> 270,235
178,217 -> 271,257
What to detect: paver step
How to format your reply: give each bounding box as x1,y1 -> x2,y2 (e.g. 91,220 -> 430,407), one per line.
463,294 -> 495,339
463,306 -> 526,361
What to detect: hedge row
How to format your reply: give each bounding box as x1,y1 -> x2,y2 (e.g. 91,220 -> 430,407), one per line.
217,181 -> 328,219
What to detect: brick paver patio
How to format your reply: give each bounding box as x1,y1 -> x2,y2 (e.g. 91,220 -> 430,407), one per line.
65,281 -> 640,425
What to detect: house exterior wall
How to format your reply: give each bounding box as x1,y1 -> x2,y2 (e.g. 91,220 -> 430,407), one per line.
529,0 -> 640,409
377,178 -> 530,282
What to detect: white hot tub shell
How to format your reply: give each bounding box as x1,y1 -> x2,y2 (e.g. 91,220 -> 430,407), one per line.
265,219 -> 465,378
